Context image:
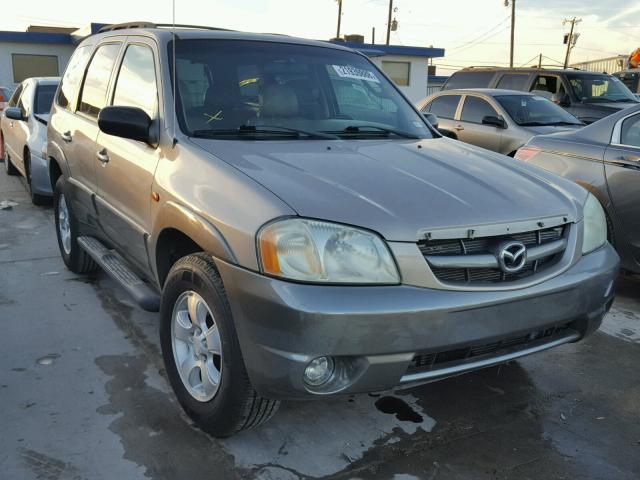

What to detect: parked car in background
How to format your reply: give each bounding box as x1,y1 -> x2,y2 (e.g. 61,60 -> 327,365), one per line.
442,67 -> 639,124
613,69 -> 640,95
515,104 -> 640,274
0,86 -> 16,112
417,89 -> 583,155
1,77 -> 60,205
48,23 -> 618,437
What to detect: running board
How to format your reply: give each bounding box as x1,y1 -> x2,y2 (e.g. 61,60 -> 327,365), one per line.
77,236 -> 160,312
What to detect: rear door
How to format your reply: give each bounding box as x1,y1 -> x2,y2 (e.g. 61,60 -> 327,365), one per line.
69,41 -> 123,224
455,95 -> 502,152
94,38 -> 161,271
604,111 -> 640,263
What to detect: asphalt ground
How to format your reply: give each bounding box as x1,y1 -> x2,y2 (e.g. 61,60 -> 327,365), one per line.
1,168 -> 639,480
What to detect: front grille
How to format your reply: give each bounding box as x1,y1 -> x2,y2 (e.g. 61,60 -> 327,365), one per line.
418,225 -> 567,284
407,323 -> 573,375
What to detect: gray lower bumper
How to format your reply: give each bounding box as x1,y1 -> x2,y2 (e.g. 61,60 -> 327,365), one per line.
29,152 -> 52,196
217,243 -> 619,400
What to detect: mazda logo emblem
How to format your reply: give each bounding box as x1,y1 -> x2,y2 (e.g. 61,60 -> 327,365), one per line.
497,241 -> 527,273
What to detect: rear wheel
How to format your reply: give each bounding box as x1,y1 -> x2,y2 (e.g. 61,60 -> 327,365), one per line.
53,176 -> 98,273
160,253 -> 279,437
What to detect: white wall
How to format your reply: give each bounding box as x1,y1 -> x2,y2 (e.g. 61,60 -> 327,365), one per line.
0,42 -> 75,86
370,55 -> 428,104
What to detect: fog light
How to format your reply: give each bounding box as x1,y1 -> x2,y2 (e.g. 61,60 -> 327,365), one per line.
303,356 -> 334,386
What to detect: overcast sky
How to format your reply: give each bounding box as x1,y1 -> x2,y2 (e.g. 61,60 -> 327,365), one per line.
6,0 -> 640,74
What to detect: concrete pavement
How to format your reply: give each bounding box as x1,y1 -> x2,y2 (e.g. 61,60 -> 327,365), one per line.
1,167 -> 639,480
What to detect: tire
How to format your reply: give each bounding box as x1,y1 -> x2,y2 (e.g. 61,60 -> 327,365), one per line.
25,150 -> 50,206
53,176 -> 98,273
160,253 -> 279,437
4,148 -> 17,176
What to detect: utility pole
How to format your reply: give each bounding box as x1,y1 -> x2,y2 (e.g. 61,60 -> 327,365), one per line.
372,27 -> 376,44
505,0 -> 516,68
386,0 -> 393,45
538,53 -> 542,68
563,17 -> 582,68
336,0 -> 342,39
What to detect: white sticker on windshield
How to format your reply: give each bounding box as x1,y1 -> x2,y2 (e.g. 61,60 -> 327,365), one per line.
333,65 -> 380,83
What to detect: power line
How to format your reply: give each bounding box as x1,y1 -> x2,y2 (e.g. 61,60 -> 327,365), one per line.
447,16 -> 511,53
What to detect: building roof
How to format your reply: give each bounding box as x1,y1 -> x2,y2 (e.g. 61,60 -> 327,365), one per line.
330,40 -> 445,58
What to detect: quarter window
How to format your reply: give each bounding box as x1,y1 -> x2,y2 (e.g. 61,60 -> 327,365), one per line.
443,71 -> 494,90
112,44 -> 158,118
621,114 -> 640,147
57,45 -> 92,111
427,95 -> 461,119
460,96 -> 498,124
78,43 -> 121,118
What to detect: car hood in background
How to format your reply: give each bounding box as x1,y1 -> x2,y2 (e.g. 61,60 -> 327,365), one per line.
191,137 -> 584,241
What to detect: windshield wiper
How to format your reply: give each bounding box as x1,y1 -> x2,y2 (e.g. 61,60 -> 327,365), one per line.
546,121 -> 583,126
192,124 -> 338,140
326,125 -> 420,139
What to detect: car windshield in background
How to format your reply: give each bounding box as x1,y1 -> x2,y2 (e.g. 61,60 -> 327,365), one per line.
171,40 -> 432,140
566,74 -> 639,104
496,94 -> 583,126
34,84 -> 58,114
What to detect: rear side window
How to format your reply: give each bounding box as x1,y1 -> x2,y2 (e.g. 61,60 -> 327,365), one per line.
621,114 -> 640,147
78,43 -> 121,118
443,71 -> 494,90
460,96 -> 498,124
427,95 -> 460,119
57,45 -> 92,111
496,74 -> 529,91
112,44 -> 158,118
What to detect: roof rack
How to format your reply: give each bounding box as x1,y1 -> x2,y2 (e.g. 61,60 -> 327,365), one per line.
98,22 -> 233,33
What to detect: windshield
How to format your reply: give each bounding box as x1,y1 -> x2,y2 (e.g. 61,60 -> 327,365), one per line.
566,73 -> 638,103
495,94 -> 582,126
170,40 -> 432,139
34,84 -> 58,114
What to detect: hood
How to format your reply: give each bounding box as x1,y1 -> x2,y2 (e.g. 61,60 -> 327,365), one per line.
585,101 -> 639,112
191,137 -> 583,241
525,124 -> 582,135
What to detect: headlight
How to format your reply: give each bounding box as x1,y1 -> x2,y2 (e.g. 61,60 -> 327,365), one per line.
582,193 -> 607,254
257,218 -> 400,284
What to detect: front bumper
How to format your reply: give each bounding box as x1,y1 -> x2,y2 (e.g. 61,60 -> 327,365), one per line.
29,152 -> 52,196
217,243 -> 619,400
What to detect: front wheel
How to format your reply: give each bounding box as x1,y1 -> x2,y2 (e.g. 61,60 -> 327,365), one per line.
4,148 -> 17,176
25,151 -> 50,206
160,253 -> 279,437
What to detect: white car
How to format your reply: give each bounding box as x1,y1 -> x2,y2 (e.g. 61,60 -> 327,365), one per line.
2,77 -> 60,205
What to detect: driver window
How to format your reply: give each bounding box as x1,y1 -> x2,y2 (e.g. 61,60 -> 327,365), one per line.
621,115 -> 640,147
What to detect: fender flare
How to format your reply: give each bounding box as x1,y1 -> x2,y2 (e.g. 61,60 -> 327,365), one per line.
150,200 -> 237,278
47,140 -> 71,179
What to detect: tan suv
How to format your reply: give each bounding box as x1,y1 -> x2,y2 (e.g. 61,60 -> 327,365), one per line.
47,23 -> 618,437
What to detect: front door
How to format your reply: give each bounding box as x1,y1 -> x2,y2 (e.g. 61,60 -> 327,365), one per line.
455,95 -> 502,152
94,40 -> 161,274
604,111 -> 640,264
3,83 -> 23,166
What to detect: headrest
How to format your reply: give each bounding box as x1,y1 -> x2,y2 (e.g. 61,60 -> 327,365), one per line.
262,84 -> 298,117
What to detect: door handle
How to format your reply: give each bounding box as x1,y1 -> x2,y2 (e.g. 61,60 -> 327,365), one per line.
61,131 -> 72,143
453,124 -> 464,131
96,148 -> 110,165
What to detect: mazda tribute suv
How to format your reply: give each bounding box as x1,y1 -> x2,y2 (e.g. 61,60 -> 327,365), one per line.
47,23 -> 619,437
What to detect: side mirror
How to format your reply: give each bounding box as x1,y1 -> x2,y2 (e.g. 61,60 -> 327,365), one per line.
438,128 -> 457,139
422,112 -> 439,129
98,106 -> 152,144
551,92 -> 570,107
482,115 -> 506,129
5,107 -> 25,121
